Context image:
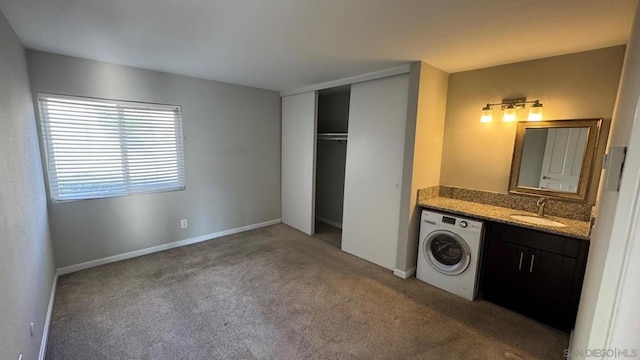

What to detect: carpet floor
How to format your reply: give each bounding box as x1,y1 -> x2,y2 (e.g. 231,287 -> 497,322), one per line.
46,224 -> 569,359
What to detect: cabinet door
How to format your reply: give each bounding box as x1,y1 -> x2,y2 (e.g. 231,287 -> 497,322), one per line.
483,238 -> 529,310
341,74 -> 409,270
523,249 -> 576,330
281,92 -> 317,235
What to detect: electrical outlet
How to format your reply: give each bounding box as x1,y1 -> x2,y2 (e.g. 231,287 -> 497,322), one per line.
180,219 -> 188,229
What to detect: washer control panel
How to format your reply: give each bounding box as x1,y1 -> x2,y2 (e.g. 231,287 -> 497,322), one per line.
422,210 -> 483,233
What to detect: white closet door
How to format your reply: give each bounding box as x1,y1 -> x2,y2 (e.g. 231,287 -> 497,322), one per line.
342,74 -> 409,270
281,92 -> 317,235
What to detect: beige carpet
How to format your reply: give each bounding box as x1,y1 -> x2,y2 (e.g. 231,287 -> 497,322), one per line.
46,224 -> 569,359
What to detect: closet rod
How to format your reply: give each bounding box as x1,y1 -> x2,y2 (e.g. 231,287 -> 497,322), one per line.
317,132 -> 348,141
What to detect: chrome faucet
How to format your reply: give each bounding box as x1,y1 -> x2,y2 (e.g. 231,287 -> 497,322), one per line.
536,197 -> 547,217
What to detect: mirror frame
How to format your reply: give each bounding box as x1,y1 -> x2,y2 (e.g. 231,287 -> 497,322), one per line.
508,118 -> 603,202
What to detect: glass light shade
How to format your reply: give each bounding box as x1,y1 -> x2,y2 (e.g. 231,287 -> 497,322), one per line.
528,102 -> 543,121
503,106 -> 517,122
480,108 -> 493,123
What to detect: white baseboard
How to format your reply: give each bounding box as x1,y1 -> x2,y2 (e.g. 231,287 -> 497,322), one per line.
57,218 -> 282,275
39,271 -> 58,360
315,216 -> 342,229
393,267 -> 416,279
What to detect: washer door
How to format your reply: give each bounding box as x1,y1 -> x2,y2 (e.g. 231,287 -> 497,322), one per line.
423,230 -> 471,275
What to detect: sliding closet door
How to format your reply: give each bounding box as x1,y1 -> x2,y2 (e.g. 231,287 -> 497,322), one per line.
281,92 -> 317,235
342,74 -> 409,269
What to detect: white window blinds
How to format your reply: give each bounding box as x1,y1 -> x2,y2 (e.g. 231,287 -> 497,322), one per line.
38,94 -> 185,201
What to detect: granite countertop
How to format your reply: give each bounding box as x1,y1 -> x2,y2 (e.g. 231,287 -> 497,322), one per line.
417,196 -> 591,240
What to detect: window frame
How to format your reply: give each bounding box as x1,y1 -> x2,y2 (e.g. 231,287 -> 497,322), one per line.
37,92 -> 186,202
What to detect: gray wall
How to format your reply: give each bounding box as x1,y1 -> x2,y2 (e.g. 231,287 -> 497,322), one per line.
0,12 -> 56,360
27,51 -> 282,268
315,91 -> 350,225
518,128 -> 548,187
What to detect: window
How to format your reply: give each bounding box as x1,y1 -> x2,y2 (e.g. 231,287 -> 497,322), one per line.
38,94 -> 185,201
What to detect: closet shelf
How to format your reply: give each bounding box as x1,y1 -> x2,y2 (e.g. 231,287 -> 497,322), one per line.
317,132 -> 348,141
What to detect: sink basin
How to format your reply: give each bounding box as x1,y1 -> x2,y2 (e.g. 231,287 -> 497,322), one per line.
509,215 -> 567,227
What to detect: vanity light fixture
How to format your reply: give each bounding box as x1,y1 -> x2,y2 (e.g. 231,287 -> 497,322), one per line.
479,97 -> 543,123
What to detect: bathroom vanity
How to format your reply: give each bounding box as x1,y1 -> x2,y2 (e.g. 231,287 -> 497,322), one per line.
417,187 -> 592,332
414,118 -> 609,331
482,222 -> 588,331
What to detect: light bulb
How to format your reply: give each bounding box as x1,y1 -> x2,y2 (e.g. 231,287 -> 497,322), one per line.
480,105 -> 493,123
503,105 -> 517,122
528,101 -> 543,121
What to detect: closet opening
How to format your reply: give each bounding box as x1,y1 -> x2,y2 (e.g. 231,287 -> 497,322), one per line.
314,85 -> 350,248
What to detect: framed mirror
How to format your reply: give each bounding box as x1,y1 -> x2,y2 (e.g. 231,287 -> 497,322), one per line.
508,118 -> 602,202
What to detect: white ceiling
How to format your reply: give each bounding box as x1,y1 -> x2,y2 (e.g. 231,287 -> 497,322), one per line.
0,0 -> 636,92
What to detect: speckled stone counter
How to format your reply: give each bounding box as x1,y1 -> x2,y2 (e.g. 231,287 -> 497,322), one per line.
417,196 -> 591,240
422,185 -> 593,221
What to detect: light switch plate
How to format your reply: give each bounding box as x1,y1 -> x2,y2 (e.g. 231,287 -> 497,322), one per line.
603,146 -> 626,191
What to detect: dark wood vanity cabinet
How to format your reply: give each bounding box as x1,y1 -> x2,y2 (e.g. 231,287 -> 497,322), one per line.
481,222 -> 589,331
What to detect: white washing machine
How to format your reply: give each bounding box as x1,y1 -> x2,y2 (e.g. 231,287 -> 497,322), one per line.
416,210 -> 484,301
